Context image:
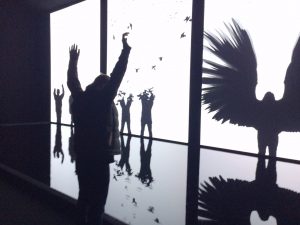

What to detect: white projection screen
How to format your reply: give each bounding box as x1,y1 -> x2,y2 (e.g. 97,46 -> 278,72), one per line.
201,0 -> 300,160
51,0 -> 192,143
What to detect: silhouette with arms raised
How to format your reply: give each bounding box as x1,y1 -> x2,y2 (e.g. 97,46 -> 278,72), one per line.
67,33 -> 131,225
53,84 -> 64,124
202,19 -> 300,156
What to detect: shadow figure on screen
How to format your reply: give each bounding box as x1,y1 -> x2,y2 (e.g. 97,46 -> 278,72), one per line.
67,33 -> 131,225
117,135 -> 132,176
53,124 -> 64,164
135,137 -> 153,187
53,84 -> 64,124
202,19 -> 300,157
138,88 -> 154,138
117,91 -> 133,135
198,157 -> 300,224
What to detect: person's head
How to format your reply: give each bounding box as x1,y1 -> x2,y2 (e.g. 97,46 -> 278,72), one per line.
86,74 -> 110,91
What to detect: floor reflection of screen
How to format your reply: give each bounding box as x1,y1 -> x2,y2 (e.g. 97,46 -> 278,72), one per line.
50,0 -> 192,143
201,0 -> 300,160
198,148 -> 300,224
50,124 -> 187,225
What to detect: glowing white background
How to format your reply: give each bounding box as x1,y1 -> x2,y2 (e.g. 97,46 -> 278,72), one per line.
51,0 -> 100,125
107,0 -> 191,142
201,0 -> 300,160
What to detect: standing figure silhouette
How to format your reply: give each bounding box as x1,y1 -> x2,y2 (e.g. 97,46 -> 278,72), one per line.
139,89 -> 154,137
118,93 -> 133,134
67,33 -> 131,225
53,84 -> 64,123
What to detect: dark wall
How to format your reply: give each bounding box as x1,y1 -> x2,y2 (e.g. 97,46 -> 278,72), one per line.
0,0 -> 50,123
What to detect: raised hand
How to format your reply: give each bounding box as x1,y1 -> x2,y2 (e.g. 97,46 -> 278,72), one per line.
69,44 -> 80,64
122,32 -> 131,49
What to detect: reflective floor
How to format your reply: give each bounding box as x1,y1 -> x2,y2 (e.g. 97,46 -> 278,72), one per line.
1,124 -> 300,225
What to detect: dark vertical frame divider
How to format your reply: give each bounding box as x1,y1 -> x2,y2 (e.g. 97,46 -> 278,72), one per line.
100,0 -> 107,74
186,0 -> 204,224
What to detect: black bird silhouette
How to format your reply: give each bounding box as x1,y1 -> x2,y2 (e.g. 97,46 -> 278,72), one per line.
202,19 -> 300,157
184,16 -> 192,22
152,65 -> 156,70
135,68 -> 140,73
158,57 -> 163,61
180,32 -> 186,38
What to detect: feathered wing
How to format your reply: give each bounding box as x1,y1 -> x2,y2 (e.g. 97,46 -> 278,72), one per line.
202,19 -> 261,127
278,35 -> 300,132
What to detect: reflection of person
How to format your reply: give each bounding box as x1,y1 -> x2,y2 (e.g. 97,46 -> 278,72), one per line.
53,124 -> 64,164
138,89 -> 154,137
117,135 -> 132,176
135,137 -> 153,187
118,93 -> 133,134
67,33 -> 131,225
53,84 -> 64,123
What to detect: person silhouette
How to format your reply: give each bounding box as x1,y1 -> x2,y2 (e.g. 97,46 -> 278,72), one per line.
139,89 -> 154,137
118,93 -> 133,134
53,84 -> 64,123
67,33 -> 131,225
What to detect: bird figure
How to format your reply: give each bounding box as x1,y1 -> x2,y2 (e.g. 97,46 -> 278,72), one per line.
152,65 -> 156,70
135,68 -> 140,73
180,32 -> 186,38
202,19 -> 300,157
184,16 -> 192,22
158,57 -> 163,61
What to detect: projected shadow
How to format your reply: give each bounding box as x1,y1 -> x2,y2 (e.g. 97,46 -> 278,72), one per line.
138,89 -> 155,138
117,91 -> 133,135
135,137 -> 153,187
53,124 -> 64,164
202,19 -> 300,156
198,157 -> 300,224
53,85 -> 64,124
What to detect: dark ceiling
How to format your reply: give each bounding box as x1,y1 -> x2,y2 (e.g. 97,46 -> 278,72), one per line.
24,0 -> 84,12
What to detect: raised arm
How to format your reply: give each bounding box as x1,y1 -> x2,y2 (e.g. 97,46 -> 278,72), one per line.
61,84 -> 65,97
67,44 -> 83,97
105,33 -> 131,100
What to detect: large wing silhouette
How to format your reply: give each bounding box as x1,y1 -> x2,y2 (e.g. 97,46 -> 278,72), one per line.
278,35 -> 300,132
202,19 -> 261,127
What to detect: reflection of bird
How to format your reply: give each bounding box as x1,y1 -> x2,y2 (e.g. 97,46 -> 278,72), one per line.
148,206 -> 154,213
113,174 -> 117,181
180,32 -> 186,38
152,65 -> 156,70
132,198 -> 137,206
202,19 -> 300,156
